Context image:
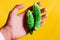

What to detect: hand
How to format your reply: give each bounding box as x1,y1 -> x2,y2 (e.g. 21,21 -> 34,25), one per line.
1,2 -> 48,40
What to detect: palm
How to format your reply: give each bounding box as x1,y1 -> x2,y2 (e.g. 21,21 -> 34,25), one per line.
7,8 -> 28,38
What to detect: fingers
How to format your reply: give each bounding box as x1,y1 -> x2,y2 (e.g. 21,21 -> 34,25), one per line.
40,14 -> 48,26
10,4 -> 24,15
40,21 -> 45,26
41,14 -> 48,20
41,8 -> 47,13
28,2 -> 42,10
28,2 -> 47,13
18,2 -> 42,16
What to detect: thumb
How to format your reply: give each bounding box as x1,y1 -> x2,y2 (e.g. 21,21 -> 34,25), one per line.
10,4 -> 24,15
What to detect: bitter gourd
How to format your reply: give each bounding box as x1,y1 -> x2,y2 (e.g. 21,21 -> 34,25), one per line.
26,10 -> 34,34
33,2 -> 41,30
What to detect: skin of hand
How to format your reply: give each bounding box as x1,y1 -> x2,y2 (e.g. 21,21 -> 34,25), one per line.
0,2 -> 48,40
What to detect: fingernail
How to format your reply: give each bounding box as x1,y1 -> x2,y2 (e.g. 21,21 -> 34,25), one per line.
44,14 -> 48,18
37,2 -> 42,6
44,8 -> 47,12
16,4 -> 25,10
20,4 -> 25,7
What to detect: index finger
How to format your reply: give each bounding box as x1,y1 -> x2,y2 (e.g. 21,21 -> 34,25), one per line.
28,2 -> 42,10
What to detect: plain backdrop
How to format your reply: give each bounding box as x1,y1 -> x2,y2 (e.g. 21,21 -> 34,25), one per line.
0,0 -> 60,40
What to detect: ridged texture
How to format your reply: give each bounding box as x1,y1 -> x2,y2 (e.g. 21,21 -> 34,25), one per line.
33,2 -> 41,30
26,10 -> 34,34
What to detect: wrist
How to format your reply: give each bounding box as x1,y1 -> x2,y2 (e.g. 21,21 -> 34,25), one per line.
0,25 -> 12,40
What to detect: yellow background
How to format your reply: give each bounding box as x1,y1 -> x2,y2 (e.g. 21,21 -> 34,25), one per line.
0,0 -> 60,40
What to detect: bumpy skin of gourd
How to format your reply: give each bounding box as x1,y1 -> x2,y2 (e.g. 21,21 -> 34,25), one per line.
26,10 -> 34,34
33,2 -> 41,30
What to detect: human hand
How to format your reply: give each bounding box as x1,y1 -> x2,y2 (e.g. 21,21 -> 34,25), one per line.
1,2 -> 48,40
